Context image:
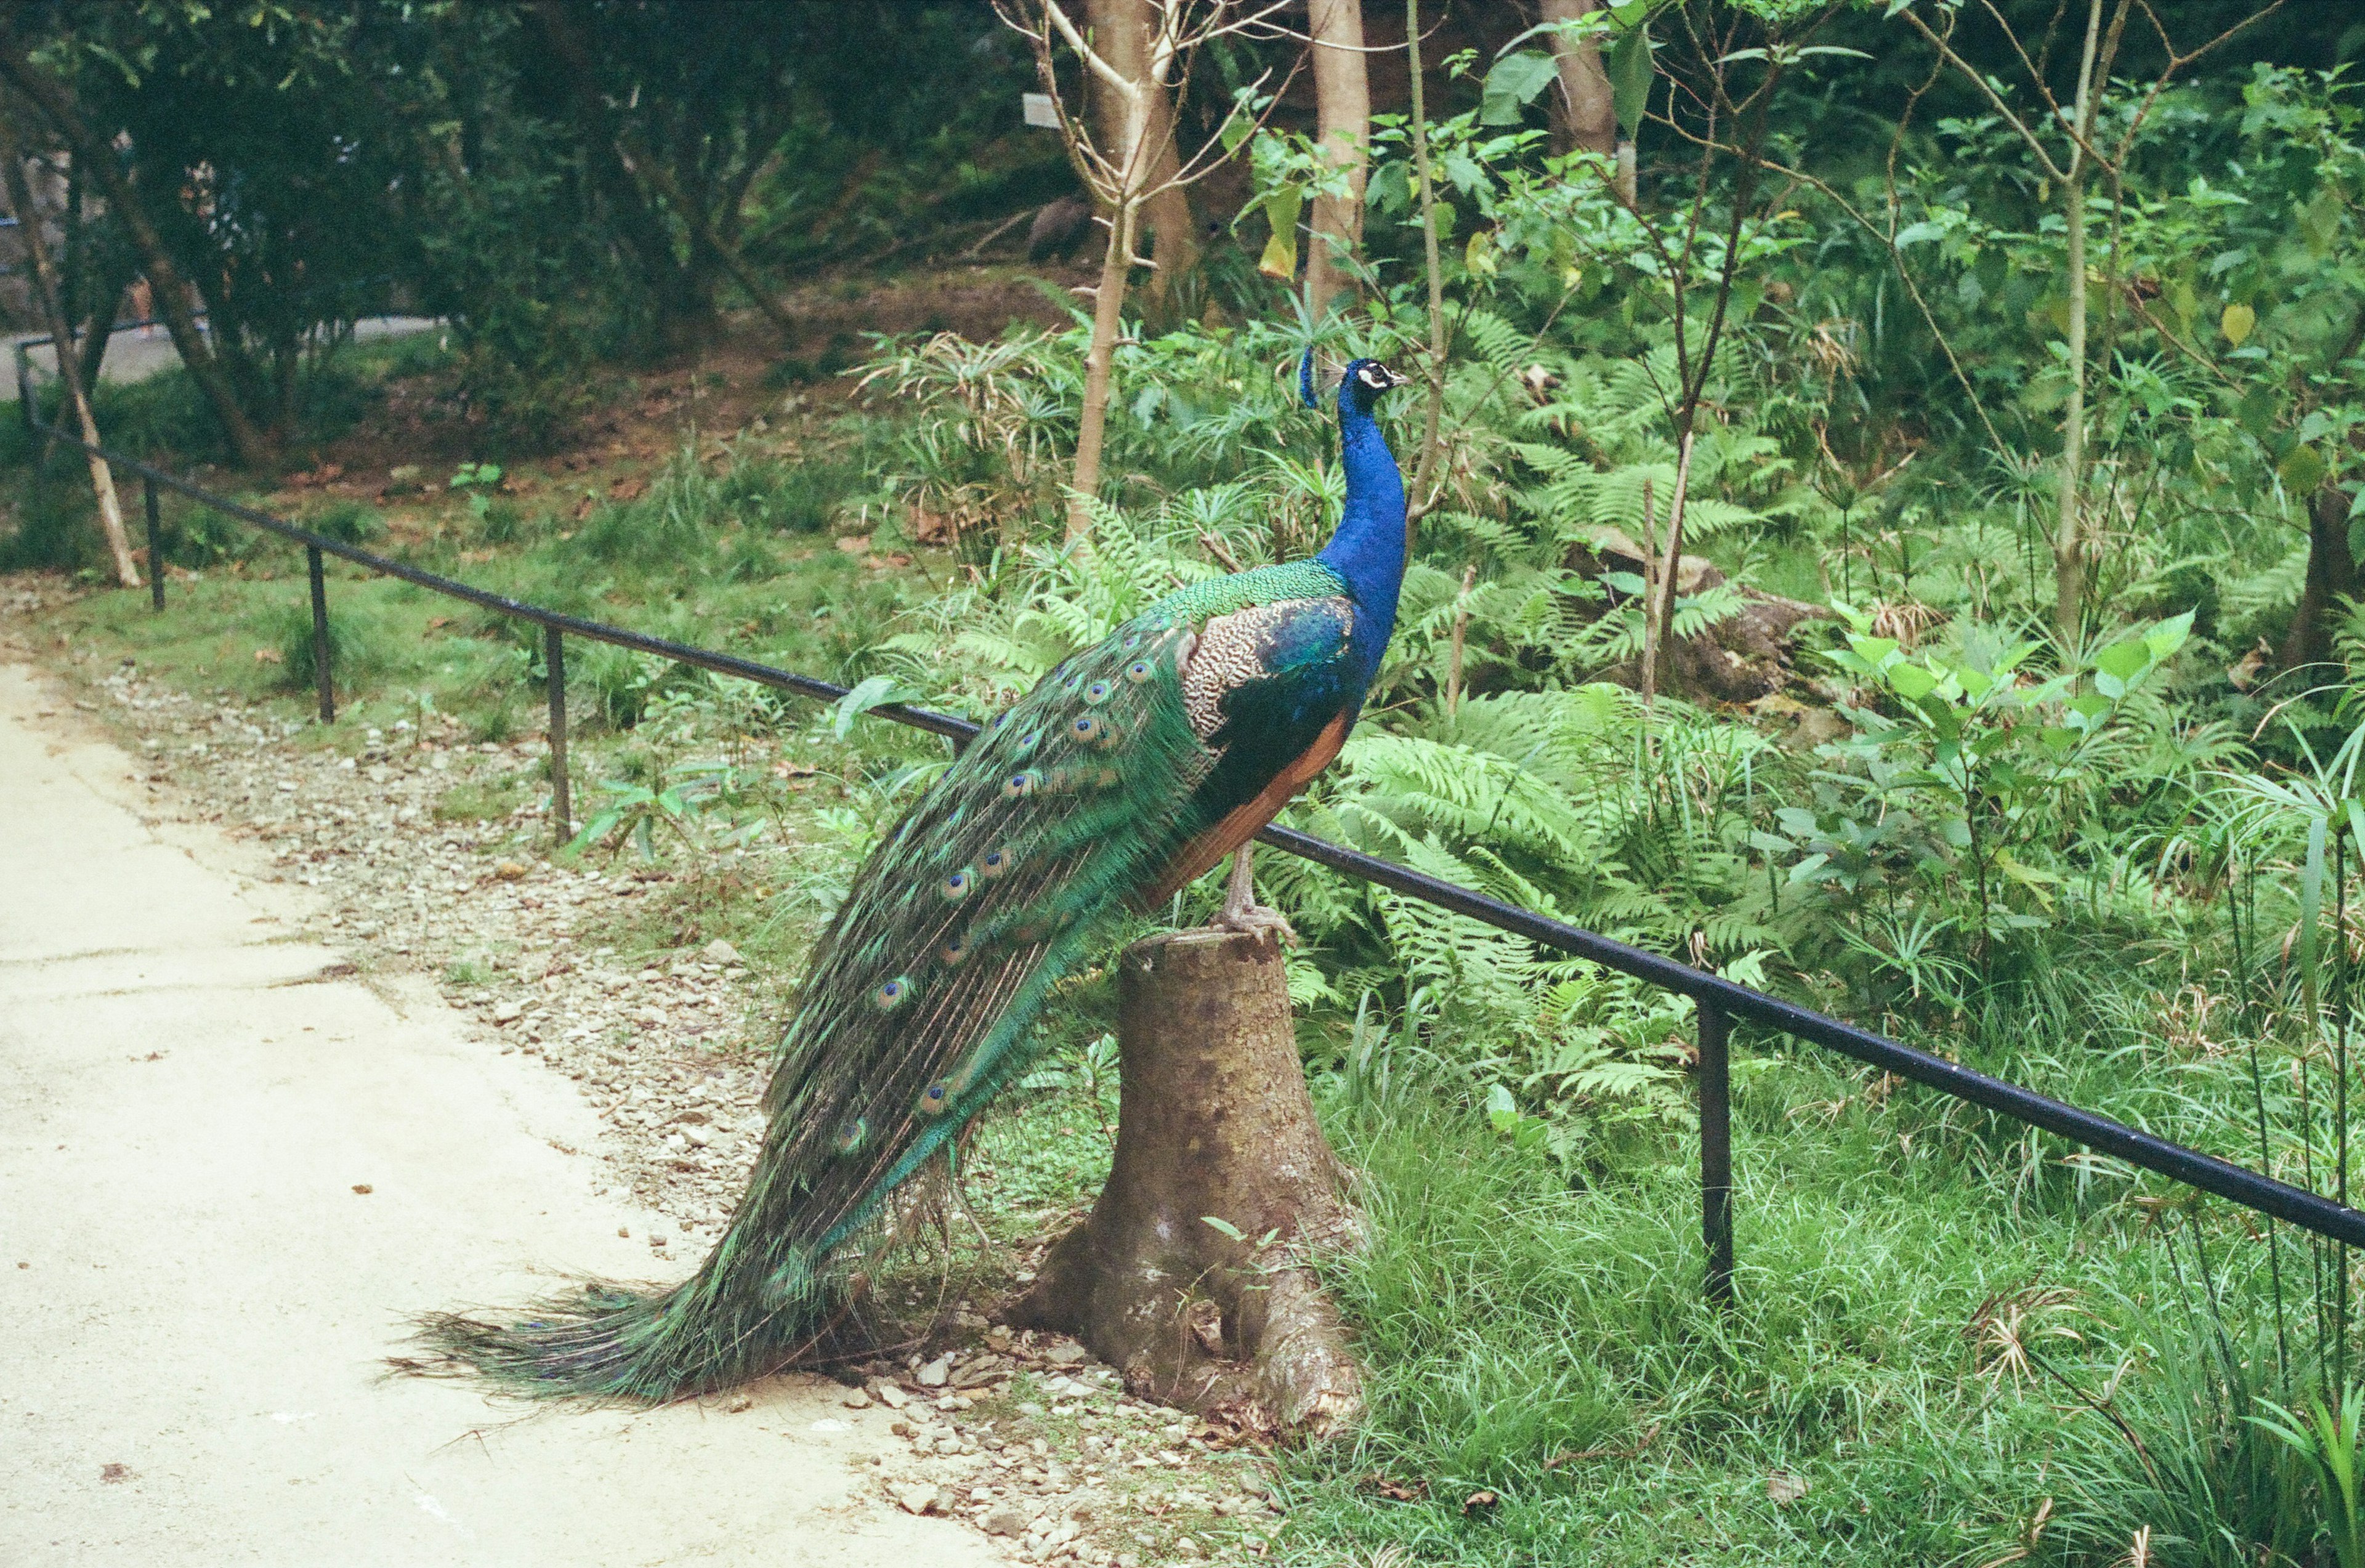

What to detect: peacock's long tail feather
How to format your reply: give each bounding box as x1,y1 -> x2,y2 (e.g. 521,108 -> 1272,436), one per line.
413,614 -> 1234,1399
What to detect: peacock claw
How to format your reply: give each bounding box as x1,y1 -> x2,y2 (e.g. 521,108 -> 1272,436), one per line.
1215,847 -> 1295,942
1213,902 -> 1298,945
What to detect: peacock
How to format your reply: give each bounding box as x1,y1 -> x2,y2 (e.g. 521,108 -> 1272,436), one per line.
420,354 -> 1410,1399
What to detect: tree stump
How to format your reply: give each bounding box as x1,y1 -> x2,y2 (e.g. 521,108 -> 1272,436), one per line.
1005,928 -> 1362,1437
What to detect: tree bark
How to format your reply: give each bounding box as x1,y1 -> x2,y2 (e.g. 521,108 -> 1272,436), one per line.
1070,193 -> 1136,538
1303,0 -> 1369,323
2278,480 -> 2358,676
1005,928 -> 1362,1438
1405,0 -> 1447,530
0,39 -> 275,471
523,1 -> 714,350
0,123 -> 135,586
2052,0 -> 2107,649
75,242 -> 137,395
1087,0 -> 1195,305
1542,0 -> 1617,156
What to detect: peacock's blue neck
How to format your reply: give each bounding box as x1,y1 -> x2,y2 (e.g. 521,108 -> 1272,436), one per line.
1316,397 -> 1409,687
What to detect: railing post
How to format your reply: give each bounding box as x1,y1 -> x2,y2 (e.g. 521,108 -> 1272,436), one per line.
546,624 -> 571,845
1699,998 -> 1735,1307
305,543 -> 334,724
17,346 -> 33,435
144,477 -> 164,612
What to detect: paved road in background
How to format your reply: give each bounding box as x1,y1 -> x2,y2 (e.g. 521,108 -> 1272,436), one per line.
2,315 -> 439,400
0,655 -> 995,1567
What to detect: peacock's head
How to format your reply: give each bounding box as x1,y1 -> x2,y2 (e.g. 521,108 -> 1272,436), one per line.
1338,357 -> 1407,416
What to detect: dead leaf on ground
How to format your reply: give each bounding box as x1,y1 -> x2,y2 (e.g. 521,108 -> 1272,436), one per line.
1461,1490 -> 1500,1515
1767,1471 -> 1808,1504
608,475 -> 647,502
253,648 -> 283,665
1359,1474 -> 1427,1503
835,534 -> 873,555
572,495 -> 596,522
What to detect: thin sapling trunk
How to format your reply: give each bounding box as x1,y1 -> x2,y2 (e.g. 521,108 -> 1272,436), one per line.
0,124 -> 135,587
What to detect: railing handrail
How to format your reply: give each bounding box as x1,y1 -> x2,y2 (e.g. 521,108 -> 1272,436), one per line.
20,331 -> 2365,1263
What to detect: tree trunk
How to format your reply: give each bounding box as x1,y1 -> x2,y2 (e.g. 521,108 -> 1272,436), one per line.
2052,0 -> 2107,649
2053,161 -> 2090,647
1542,0 -> 1617,156
2278,480 -> 2358,675
1641,427 -> 1697,703
524,1 -> 712,351
75,243 -> 137,394
1086,0 -> 1195,306
1303,0 -> 1369,323
1005,928 -> 1362,1438
0,126 -> 136,587
0,46 -> 275,471
1405,0 -> 1447,527
1068,193 -> 1135,540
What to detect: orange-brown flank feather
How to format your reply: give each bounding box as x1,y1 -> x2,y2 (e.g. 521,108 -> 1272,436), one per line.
1135,710 -> 1351,909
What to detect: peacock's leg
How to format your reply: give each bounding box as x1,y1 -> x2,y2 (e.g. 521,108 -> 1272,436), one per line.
1214,844 -> 1296,942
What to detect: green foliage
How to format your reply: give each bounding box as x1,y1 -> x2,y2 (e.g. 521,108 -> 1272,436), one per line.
261,594 -> 395,695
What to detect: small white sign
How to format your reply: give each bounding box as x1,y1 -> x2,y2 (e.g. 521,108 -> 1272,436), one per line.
1022,92 -> 1059,130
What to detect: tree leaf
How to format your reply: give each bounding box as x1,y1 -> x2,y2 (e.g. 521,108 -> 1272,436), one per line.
1886,663 -> 1936,701
832,674 -> 923,739
2279,443 -> 2327,499
2221,301 -> 2256,346
1258,184 -> 1304,281
1609,23 -> 1652,138
2093,640 -> 2151,684
1481,50 -> 1559,126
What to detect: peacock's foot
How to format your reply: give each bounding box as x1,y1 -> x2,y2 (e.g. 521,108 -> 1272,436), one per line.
1211,901 -> 1298,945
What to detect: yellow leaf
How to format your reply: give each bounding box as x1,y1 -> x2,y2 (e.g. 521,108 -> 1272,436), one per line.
1256,186 -> 1304,282
2222,302 -> 2256,347
1256,225 -> 1299,282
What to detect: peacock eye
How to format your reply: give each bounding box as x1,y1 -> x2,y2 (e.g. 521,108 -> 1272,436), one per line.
992,713 -> 1010,730
873,976 -> 913,1011
940,933 -> 970,964
918,1080 -> 951,1113
1063,671 -> 1083,692
1016,730 -> 1040,753
1125,660 -> 1154,684
940,868 -> 974,902
833,1116 -> 868,1154
979,847 -> 1011,878
1083,680 -> 1112,705
1003,770 -> 1041,799
1072,714 -> 1101,742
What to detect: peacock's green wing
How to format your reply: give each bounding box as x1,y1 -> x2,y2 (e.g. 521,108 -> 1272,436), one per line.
740,613 -> 1217,1274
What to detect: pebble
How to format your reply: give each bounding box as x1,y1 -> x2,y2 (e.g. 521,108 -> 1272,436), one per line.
916,1354 -> 950,1387
891,1482 -> 939,1516
980,1503 -> 1029,1537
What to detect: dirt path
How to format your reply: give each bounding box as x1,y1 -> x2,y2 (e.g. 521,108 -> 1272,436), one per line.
0,657 -> 1003,1567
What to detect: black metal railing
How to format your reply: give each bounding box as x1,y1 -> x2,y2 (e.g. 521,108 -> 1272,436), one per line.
20,332 -> 2365,1292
